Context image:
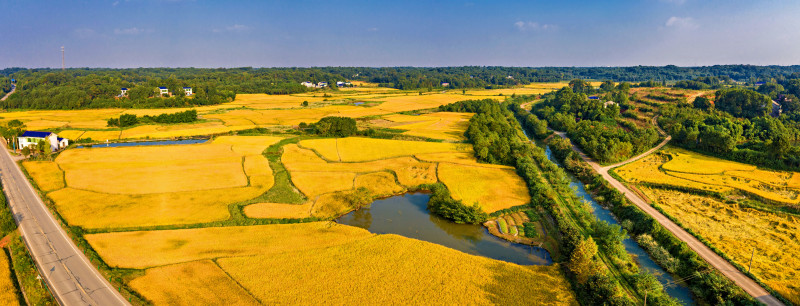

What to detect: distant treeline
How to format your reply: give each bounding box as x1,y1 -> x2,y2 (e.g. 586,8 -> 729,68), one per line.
4,65 -> 800,109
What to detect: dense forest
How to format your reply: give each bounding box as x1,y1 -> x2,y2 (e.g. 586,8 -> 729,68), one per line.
532,85 -> 660,163
3,65 -> 800,109
659,87 -> 800,170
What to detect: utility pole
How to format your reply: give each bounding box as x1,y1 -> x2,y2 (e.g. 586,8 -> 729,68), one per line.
61,46 -> 65,70
748,247 -> 755,273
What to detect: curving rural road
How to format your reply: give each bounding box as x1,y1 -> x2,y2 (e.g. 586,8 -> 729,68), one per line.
552,131 -> 784,306
1,84 -> 15,101
0,139 -> 129,306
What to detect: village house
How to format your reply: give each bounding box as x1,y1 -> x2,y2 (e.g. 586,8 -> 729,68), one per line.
183,87 -> 193,96
301,81 -> 315,88
770,100 -> 782,117
603,101 -> 617,108
157,86 -> 169,96
119,88 -> 128,97
18,131 -> 69,152
441,82 -> 450,87
317,82 -> 328,88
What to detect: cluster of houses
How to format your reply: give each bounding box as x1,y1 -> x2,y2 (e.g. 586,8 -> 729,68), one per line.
17,131 -> 69,152
118,87 -> 193,98
300,81 -> 352,89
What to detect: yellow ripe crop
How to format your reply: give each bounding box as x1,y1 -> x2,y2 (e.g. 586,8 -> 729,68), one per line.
211,135 -> 284,155
55,130 -> 86,140
79,130 -> 121,141
299,137 -> 469,162
438,163 -> 531,213
86,222 -> 374,269
48,138 -> 275,229
0,252 -> 21,306
120,123 -> 256,139
57,144 -> 247,194
355,172 -> 405,196
281,144 -> 437,187
22,161 -> 65,192
640,187 -> 800,304
415,152 -> 512,169
291,171 -> 356,198
217,234 -> 577,305
618,147 -> 800,205
661,147 -> 755,174
378,112 -> 472,141
242,202 -> 313,219
129,260 -> 260,306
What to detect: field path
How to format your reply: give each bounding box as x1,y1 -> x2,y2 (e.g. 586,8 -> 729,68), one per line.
0,139 -> 129,306
551,130 -> 784,306
0,84 -> 15,101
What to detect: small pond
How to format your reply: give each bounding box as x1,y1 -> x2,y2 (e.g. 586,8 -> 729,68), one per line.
337,192 -> 552,266
76,139 -> 208,149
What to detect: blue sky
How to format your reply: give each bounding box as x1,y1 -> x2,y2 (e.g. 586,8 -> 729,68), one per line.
1,0 -> 799,68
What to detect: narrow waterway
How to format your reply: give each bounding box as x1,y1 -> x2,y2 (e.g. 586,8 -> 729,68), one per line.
337,192 -> 552,266
541,145 -> 695,305
76,139 -> 207,148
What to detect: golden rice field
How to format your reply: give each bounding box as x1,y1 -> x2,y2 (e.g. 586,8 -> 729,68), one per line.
616,146 -> 800,206
264,138 -> 529,218
86,222 -> 373,269
299,137 -> 469,162
438,163 -> 531,213
98,222 -> 575,305
38,136 -> 279,229
0,84 -> 567,142
21,161 -> 65,192
56,144 -> 247,194
374,112 -> 473,141
217,234 -> 576,305
0,252 -> 21,306
639,187 -> 800,304
129,260 -> 259,306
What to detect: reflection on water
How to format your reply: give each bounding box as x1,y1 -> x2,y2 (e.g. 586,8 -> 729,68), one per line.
337,193 -> 551,266
76,139 -> 208,148
543,146 -> 695,305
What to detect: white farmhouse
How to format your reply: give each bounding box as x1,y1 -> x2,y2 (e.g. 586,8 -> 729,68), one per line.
300,81 -> 315,88
183,87 -> 193,96
18,131 -> 69,152
157,86 -> 169,96
119,88 -> 128,97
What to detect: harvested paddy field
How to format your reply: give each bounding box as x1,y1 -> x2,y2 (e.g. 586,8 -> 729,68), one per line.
616,146 -> 800,205
28,135 -> 282,229
89,223 -> 576,305
639,186 -> 800,304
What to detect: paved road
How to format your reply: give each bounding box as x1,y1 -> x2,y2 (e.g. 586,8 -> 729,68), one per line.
0,140 -> 129,306
1,84 -> 15,101
552,131 -> 784,306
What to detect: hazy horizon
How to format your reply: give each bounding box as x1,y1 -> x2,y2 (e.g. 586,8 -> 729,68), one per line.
2,0 -> 799,69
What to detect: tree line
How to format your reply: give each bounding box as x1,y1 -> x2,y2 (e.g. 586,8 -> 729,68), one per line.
107,110 -> 198,127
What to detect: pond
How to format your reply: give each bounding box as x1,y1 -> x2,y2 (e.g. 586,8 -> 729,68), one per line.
337,192 -> 552,266
76,139 -> 208,149
542,145 -> 695,305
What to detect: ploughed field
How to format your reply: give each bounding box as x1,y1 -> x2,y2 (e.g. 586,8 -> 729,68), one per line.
615,146 -> 800,303
18,84 -> 579,304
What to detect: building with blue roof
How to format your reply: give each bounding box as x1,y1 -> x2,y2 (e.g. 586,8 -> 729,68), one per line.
157,86 -> 169,96
183,87 -> 192,96
18,131 -> 69,152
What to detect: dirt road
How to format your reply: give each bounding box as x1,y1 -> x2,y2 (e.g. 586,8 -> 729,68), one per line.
552,131 -> 784,306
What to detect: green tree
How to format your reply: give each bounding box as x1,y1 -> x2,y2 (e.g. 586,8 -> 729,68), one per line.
693,96 -> 713,111
569,237 -> 604,284
714,88 -> 771,118
599,80 -> 615,92
301,101 -> 309,107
